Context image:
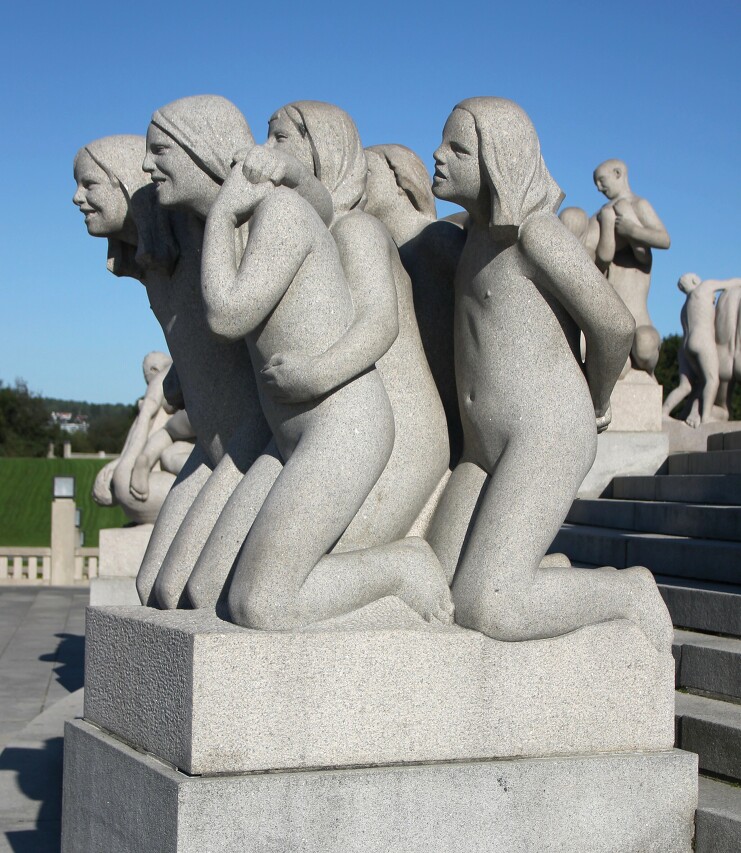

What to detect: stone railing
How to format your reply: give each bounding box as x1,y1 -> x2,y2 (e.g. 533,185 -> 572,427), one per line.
0,546 -> 99,584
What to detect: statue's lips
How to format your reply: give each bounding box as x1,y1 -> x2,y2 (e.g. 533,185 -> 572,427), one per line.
433,169 -> 447,181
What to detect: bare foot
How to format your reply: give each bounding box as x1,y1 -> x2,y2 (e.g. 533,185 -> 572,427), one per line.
393,537 -> 455,625
129,454 -> 151,502
622,566 -> 673,654
685,411 -> 701,429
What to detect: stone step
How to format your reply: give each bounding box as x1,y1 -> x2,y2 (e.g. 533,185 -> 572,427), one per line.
552,525 -> 741,584
668,450 -> 741,475
658,576 -> 741,637
611,474 -> 741,506
675,692 -> 741,781
708,431 -> 741,452
567,498 -> 741,542
695,776 -> 741,853
674,630 -> 741,700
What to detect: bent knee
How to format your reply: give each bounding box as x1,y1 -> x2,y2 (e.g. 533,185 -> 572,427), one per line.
228,587 -> 300,631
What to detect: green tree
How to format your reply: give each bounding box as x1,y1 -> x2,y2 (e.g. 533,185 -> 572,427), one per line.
0,380 -> 59,457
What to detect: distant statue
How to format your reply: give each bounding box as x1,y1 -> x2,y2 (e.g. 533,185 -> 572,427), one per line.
364,143 -> 465,464
558,207 -> 598,261
425,98 -> 671,652
592,159 -> 671,376
662,273 -> 741,426
197,150 -> 452,629
91,352 -> 194,524
715,284 -> 741,419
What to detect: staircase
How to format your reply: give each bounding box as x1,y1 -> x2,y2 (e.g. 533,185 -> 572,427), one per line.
551,429 -> 741,852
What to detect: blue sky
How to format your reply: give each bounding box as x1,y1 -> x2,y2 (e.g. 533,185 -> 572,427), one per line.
1,0 -> 739,403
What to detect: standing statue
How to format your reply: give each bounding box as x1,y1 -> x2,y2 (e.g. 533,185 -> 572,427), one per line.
715,284 -> 741,419
72,123 -> 273,608
364,143 -> 465,464
662,273 -> 741,426
425,98 -> 671,651
90,352 -> 194,524
592,159 -> 671,376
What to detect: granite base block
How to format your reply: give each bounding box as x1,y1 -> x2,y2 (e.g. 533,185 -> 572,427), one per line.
62,719 -> 697,853
89,577 -> 140,606
578,430 -> 668,497
608,371 -> 663,433
83,603 -> 675,775
98,524 -> 153,578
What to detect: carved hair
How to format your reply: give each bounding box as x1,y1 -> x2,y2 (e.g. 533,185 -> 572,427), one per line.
366,144 -> 436,220
75,135 -> 178,279
151,95 -> 254,185
277,101 -> 367,213
454,97 -> 564,233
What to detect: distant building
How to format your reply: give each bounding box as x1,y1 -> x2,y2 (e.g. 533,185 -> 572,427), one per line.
50,412 -> 89,434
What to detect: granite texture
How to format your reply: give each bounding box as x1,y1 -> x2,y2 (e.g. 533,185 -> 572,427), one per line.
83,604 -> 675,776
98,524 -> 153,578
592,158 -> 670,376
578,430 -> 668,497
662,274 -> 741,426
89,577 -> 140,606
607,368 -> 664,432
63,720 -> 698,853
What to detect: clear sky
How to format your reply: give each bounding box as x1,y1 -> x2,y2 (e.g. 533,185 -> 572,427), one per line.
1,0 -> 738,403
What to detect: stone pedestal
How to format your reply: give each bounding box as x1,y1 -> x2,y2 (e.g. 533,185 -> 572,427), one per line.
663,418 -> 741,454
62,601 -> 697,850
89,525 -> 151,606
608,369 -> 663,432
579,431 -> 668,497
63,719 -> 697,853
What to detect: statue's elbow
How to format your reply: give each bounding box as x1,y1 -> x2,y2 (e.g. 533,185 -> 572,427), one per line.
205,307 -> 242,342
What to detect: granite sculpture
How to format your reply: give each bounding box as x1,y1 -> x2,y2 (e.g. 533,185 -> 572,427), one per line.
364,143 -> 464,464
72,126 -> 272,606
425,98 -> 671,650
558,206 -> 598,261
87,351 -> 193,524
662,273 -> 741,426
715,282 -> 741,419
198,148 -> 452,629
592,159 -> 671,377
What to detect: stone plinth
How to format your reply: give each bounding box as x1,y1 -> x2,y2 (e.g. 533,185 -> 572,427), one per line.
608,370 -> 663,432
62,719 -> 697,853
579,431 -> 668,497
664,418 -> 741,454
83,602 -> 675,776
98,524 -> 153,577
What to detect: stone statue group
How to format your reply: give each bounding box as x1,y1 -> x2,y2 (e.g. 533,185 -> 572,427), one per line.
73,95 -> 671,651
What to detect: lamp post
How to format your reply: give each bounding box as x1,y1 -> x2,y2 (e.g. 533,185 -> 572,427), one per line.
51,475 -> 77,585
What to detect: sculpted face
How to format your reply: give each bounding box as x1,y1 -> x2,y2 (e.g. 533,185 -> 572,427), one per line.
142,124 -> 215,212
593,165 -> 622,200
72,150 -> 129,237
363,150 -> 400,219
678,273 -> 700,294
265,110 -> 315,175
432,109 -> 481,210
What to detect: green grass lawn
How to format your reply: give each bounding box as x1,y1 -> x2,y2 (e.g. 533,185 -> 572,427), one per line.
0,458 -> 128,548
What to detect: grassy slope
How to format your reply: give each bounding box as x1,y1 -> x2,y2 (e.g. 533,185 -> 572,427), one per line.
0,458 -> 127,548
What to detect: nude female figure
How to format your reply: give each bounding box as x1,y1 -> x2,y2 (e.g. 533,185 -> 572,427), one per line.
662,273 -> 741,426
71,118 -> 273,609
364,143 -> 465,466
258,102 -> 449,548
197,155 -> 452,629
425,98 -> 672,652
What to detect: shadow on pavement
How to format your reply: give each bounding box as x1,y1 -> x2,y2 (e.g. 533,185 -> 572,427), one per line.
39,634 -> 85,694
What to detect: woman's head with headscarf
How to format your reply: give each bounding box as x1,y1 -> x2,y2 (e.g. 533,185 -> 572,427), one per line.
365,144 -> 437,222
144,95 -> 255,218
266,101 -> 366,214
433,97 -> 563,236
73,135 -> 177,278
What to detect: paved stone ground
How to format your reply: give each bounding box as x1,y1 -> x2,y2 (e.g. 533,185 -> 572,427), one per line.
0,586 -> 88,853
